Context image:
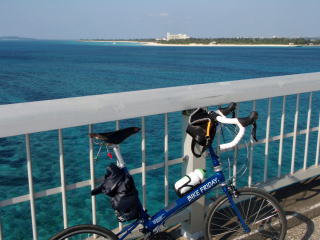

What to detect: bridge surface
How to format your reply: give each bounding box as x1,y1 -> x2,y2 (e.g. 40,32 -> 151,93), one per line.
286,215 -> 320,240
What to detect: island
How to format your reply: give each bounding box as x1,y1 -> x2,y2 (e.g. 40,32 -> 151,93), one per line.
81,37 -> 320,47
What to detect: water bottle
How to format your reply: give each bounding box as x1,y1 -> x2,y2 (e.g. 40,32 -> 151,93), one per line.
174,168 -> 206,196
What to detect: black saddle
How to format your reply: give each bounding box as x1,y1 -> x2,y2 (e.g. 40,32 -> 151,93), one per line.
90,127 -> 140,145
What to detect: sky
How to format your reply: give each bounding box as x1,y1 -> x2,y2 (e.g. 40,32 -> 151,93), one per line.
0,0 -> 320,40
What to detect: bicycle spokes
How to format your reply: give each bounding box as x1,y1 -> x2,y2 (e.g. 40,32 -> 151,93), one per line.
207,189 -> 285,240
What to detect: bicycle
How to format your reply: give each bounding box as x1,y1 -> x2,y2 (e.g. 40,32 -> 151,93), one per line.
50,103 -> 287,240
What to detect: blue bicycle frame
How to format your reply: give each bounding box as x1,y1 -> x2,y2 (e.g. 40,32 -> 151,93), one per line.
116,145 -> 250,239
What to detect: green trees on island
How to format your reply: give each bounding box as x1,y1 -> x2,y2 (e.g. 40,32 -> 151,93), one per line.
81,37 -> 320,46
153,37 -> 320,45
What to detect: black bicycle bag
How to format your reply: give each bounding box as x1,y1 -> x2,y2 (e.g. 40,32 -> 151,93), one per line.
91,163 -> 140,222
186,108 -> 216,157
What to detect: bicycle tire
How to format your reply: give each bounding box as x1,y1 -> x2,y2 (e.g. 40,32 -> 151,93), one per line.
204,187 -> 287,240
147,232 -> 174,240
49,224 -> 119,240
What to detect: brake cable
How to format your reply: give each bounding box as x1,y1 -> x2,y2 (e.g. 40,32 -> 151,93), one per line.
94,144 -> 103,160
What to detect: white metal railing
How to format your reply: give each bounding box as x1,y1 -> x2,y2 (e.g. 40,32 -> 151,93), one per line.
0,72 -> 320,240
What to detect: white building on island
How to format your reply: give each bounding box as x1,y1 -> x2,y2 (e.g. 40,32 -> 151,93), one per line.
166,32 -> 190,41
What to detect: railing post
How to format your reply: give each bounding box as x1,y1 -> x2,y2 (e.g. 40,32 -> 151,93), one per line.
25,134 -> 38,240
233,105 -> 240,186
115,121 -> 123,231
88,125 -> 97,225
141,117 -> 147,209
181,110 -> 206,240
0,219 -> 3,240
58,129 -> 68,229
278,96 -> 286,178
248,100 -> 256,187
316,113 -> 320,166
264,98 -> 271,182
303,92 -> 312,170
164,113 -> 169,207
291,94 -> 300,174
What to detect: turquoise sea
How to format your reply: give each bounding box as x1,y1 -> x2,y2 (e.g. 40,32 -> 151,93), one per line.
0,40 -> 320,239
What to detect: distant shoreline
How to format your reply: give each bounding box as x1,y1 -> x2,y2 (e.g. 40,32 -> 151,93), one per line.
80,40 -> 319,47
142,42 -> 310,47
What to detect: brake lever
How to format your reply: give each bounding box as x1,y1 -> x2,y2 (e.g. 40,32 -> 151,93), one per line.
251,122 -> 258,142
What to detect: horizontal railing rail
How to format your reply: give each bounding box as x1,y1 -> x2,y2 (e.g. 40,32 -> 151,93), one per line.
0,72 -> 319,138
0,72 -> 320,240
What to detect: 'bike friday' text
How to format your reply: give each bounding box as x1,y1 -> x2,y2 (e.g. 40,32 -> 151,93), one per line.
187,178 -> 218,202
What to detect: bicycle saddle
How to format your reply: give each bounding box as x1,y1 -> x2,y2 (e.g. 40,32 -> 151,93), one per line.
90,127 -> 140,145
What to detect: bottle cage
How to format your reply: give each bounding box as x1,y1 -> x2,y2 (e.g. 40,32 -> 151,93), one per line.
174,175 -> 194,197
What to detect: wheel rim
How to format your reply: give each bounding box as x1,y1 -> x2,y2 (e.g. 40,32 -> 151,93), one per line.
59,229 -> 114,240
207,191 -> 285,240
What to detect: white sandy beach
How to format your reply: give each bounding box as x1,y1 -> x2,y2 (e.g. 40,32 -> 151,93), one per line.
142,42 -> 307,47
81,40 -> 317,47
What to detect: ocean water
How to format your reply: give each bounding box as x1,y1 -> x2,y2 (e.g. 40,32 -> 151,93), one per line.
0,40 -> 320,239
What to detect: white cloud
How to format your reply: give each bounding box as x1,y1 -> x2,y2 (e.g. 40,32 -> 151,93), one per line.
147,12 -> 169,17
159,12 -> 169,17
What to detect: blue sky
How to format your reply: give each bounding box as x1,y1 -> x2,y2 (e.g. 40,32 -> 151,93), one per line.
1,0 -> 319,39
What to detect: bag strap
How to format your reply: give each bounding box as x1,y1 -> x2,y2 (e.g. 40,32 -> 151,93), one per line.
191,139 -> 208,158
191,120 -> 213,158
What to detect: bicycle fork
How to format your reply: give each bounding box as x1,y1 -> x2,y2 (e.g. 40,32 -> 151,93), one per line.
222,185 -> 251,233
209,146 -> 250,233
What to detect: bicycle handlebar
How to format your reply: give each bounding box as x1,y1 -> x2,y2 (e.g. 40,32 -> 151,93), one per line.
238,111 -> 258,127
217,102 -> 237,116
210,110 -> 258,150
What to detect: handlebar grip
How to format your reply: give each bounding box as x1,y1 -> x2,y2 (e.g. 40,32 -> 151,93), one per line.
218,102 -> 237,116
238,111 -> 258,127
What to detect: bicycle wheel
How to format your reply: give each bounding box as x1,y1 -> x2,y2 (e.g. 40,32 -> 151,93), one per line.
49,224 -> 119,240
204,187 -> 287,240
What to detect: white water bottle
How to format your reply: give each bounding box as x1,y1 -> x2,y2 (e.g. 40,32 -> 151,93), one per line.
174,168 -> 206,196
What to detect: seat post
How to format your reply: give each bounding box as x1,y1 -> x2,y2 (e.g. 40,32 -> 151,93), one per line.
112,145 -> 126,168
